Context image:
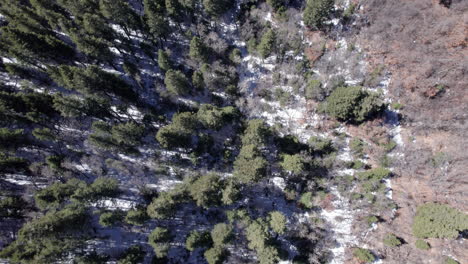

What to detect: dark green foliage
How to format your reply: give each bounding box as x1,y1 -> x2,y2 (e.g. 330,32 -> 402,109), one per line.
308,136 -> 334,154
75,252 -> 110,264
35,179 -> 85,210
192,71 -> 205,90
156,125 -> 192,150
165,69 -> 191,96
53,94 -> 110,118
352,248 -> 375,263
267,0 -> 285,11
322,86 -> 384,123
366,215 -> 379,226
0,196 -> 28,218
415,239 -> 430,250
305,79 -> 324,100
0,154 -> 28,173
350,138 -> 365,156
197,104 -> 238,130
99,0 -> 141,31
203,0 -> 234,18
158,49 -> 172,72
186,230 -> 212,251
156,112 -> 197,149
412,203 -> 468,239
0,91 -> 56,122
257,245 -> 280,264
246,219 -> 269,250
148,227 -> 172,258
0,204 -> 88,263
46,155 -> 63,171
280,154 -> 305,174
357,168 -> 391,181
241,119 -> 269,146
258,29 -> 276,59
0,23 -> 74,64
143,0 -> 169,39
299,192 -> 313,209
125,207 -> 150,226
189,174 -> 222,208
72,177 -> 120,203
147,192 -> 178,219
111,122 -> 145,146
99,210 -> 125,227
221,180 -> 240,205
49,66 -> 136,101
0,128 -> 25,149
276,135 -> 307,154
211,223 -> 233,246
204,246 -> 228,264
189,36 -> 208,62
303,0 -> 334,29
118,245 -> 145,264
233,144 -> 268,183
268,211 -> 286,234
32,128 -> 55,142
383,233 -> 402,247
89,121 -> 144,152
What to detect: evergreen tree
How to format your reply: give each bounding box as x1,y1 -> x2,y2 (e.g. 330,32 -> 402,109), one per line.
147,192 -> 178,219
143,0 -> 169,39
185,230 -> 212,251
221,180 -> 240,205
280,154 -> 305,174
233,144 -> 268,183
192,71 -> 205,90
203,0 -> 233,18
164,69 -> 191,96
158,49 -> 172,72
267,0 -> 285,11
268,211 -> 286,235
189,174 -> 223,208
99,0 -> 141,33
49,65 -> 136,101
258,29 -> 276,59
111,122 -> 145,147
204,246 -> 228,264
148,227 -> 172,258
211,223 -> 233,246
124,207 -> 150,226
303,0 -> 334,29
189,36 -> 208,62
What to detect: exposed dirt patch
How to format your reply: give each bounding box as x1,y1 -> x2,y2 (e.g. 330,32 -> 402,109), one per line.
354,0 -> 468,262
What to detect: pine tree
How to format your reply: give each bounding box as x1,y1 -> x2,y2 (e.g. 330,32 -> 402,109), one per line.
189,174 -> 223,208
164,69 -> 191,95
157,49 -> 172,72
99,0 -> 141,32
303,0 -> 334,29
203,0 -> 233,18
189,36 -> 208,62
258,29 -> 276,59
143,0 -> 169,39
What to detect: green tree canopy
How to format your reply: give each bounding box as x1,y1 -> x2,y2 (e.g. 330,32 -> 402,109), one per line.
203,0 -> 233,18
185,230 -> 212,251
322,86 -> 384,123
303,0 -> 334,29
189,174 -> 223,208
258,29 -> 276,59
268,211 -> 286,235
165,69 -> 191,96
412,203 -> 468,239
189,36 -> 208,62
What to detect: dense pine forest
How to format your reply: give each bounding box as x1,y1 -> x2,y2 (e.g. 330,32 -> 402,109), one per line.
0,0 -> 466,264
